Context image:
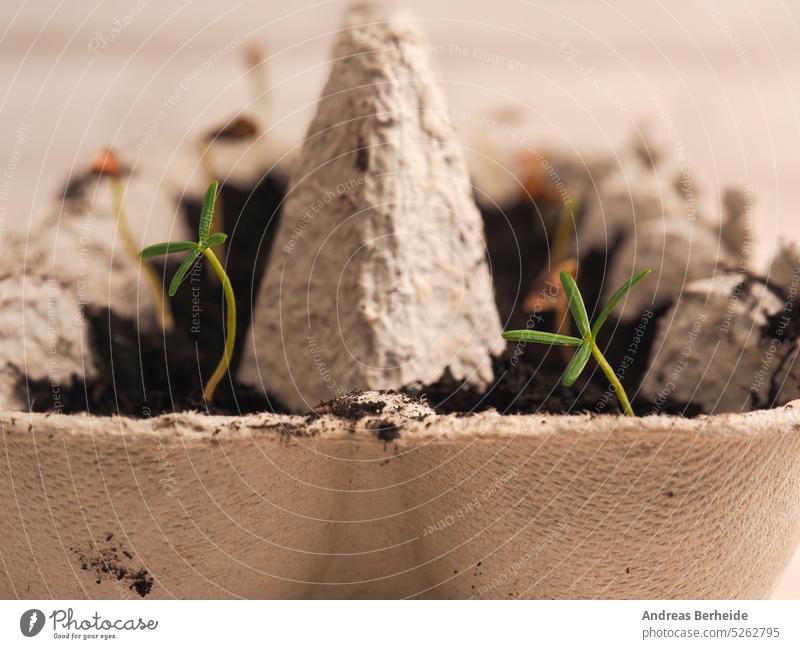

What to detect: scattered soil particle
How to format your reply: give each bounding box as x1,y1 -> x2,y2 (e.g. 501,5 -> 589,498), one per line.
129,571 -> 153,597
251,420 -> 318,439
366,418 -> 400,442
74,544 -> 153,598
314,390 -> 386,419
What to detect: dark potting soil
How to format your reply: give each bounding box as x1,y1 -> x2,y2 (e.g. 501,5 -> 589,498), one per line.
24,174 -> 699,418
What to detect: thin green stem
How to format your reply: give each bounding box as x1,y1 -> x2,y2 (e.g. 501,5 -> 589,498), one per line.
197,142 -> 226,261
590,340 -> 633,416
202,248 -> 236,403
112,176 -> 173,331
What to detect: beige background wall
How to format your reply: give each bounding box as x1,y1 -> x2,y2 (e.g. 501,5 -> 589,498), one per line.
1,0 -> 798,597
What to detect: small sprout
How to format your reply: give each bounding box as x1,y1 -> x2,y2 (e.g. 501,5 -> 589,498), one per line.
549,197 -> 580,276
524,197 -> 580,342
503,269 -> 652,416
519,149 -> 563,202
524,257 -> 576,345
140,181 -> 236,403
92,147 -> 173,331
195,141 -> 227,261
244,44 -> 271,125
89,147 -> 121,176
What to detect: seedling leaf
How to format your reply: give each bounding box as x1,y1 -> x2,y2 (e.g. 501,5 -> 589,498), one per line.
591,268 -> 652,337
169,250 -> 201,296
559,270 -> 590,338
139,241 -> 198,259
203,232 -> 228,249
199,180 -> 219,242
502,268 -> 650,416
502,330 -> 582,347
562,341 -> 592,387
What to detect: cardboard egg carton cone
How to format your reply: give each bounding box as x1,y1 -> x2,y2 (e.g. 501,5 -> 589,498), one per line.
641,272 -> 800,413
239,2 -> 503,411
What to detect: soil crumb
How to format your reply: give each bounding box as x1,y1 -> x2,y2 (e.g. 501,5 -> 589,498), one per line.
366,418 -> 401,442
73,544 -> 154,598
314,391 -> 386,419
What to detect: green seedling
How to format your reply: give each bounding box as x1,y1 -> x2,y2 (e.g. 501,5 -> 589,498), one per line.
196,141 -> 226,264
139,181 -> 236,403
244,43 -> 271,126
524,197 -> 580,341
90,148 -> 174,331
503,268 -> 651,416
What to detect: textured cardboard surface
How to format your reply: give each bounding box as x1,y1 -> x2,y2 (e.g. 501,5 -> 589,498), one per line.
239,3 -> 502,411
2,397 -> 798,599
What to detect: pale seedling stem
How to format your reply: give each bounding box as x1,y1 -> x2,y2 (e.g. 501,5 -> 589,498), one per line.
94,149 -> 174,332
